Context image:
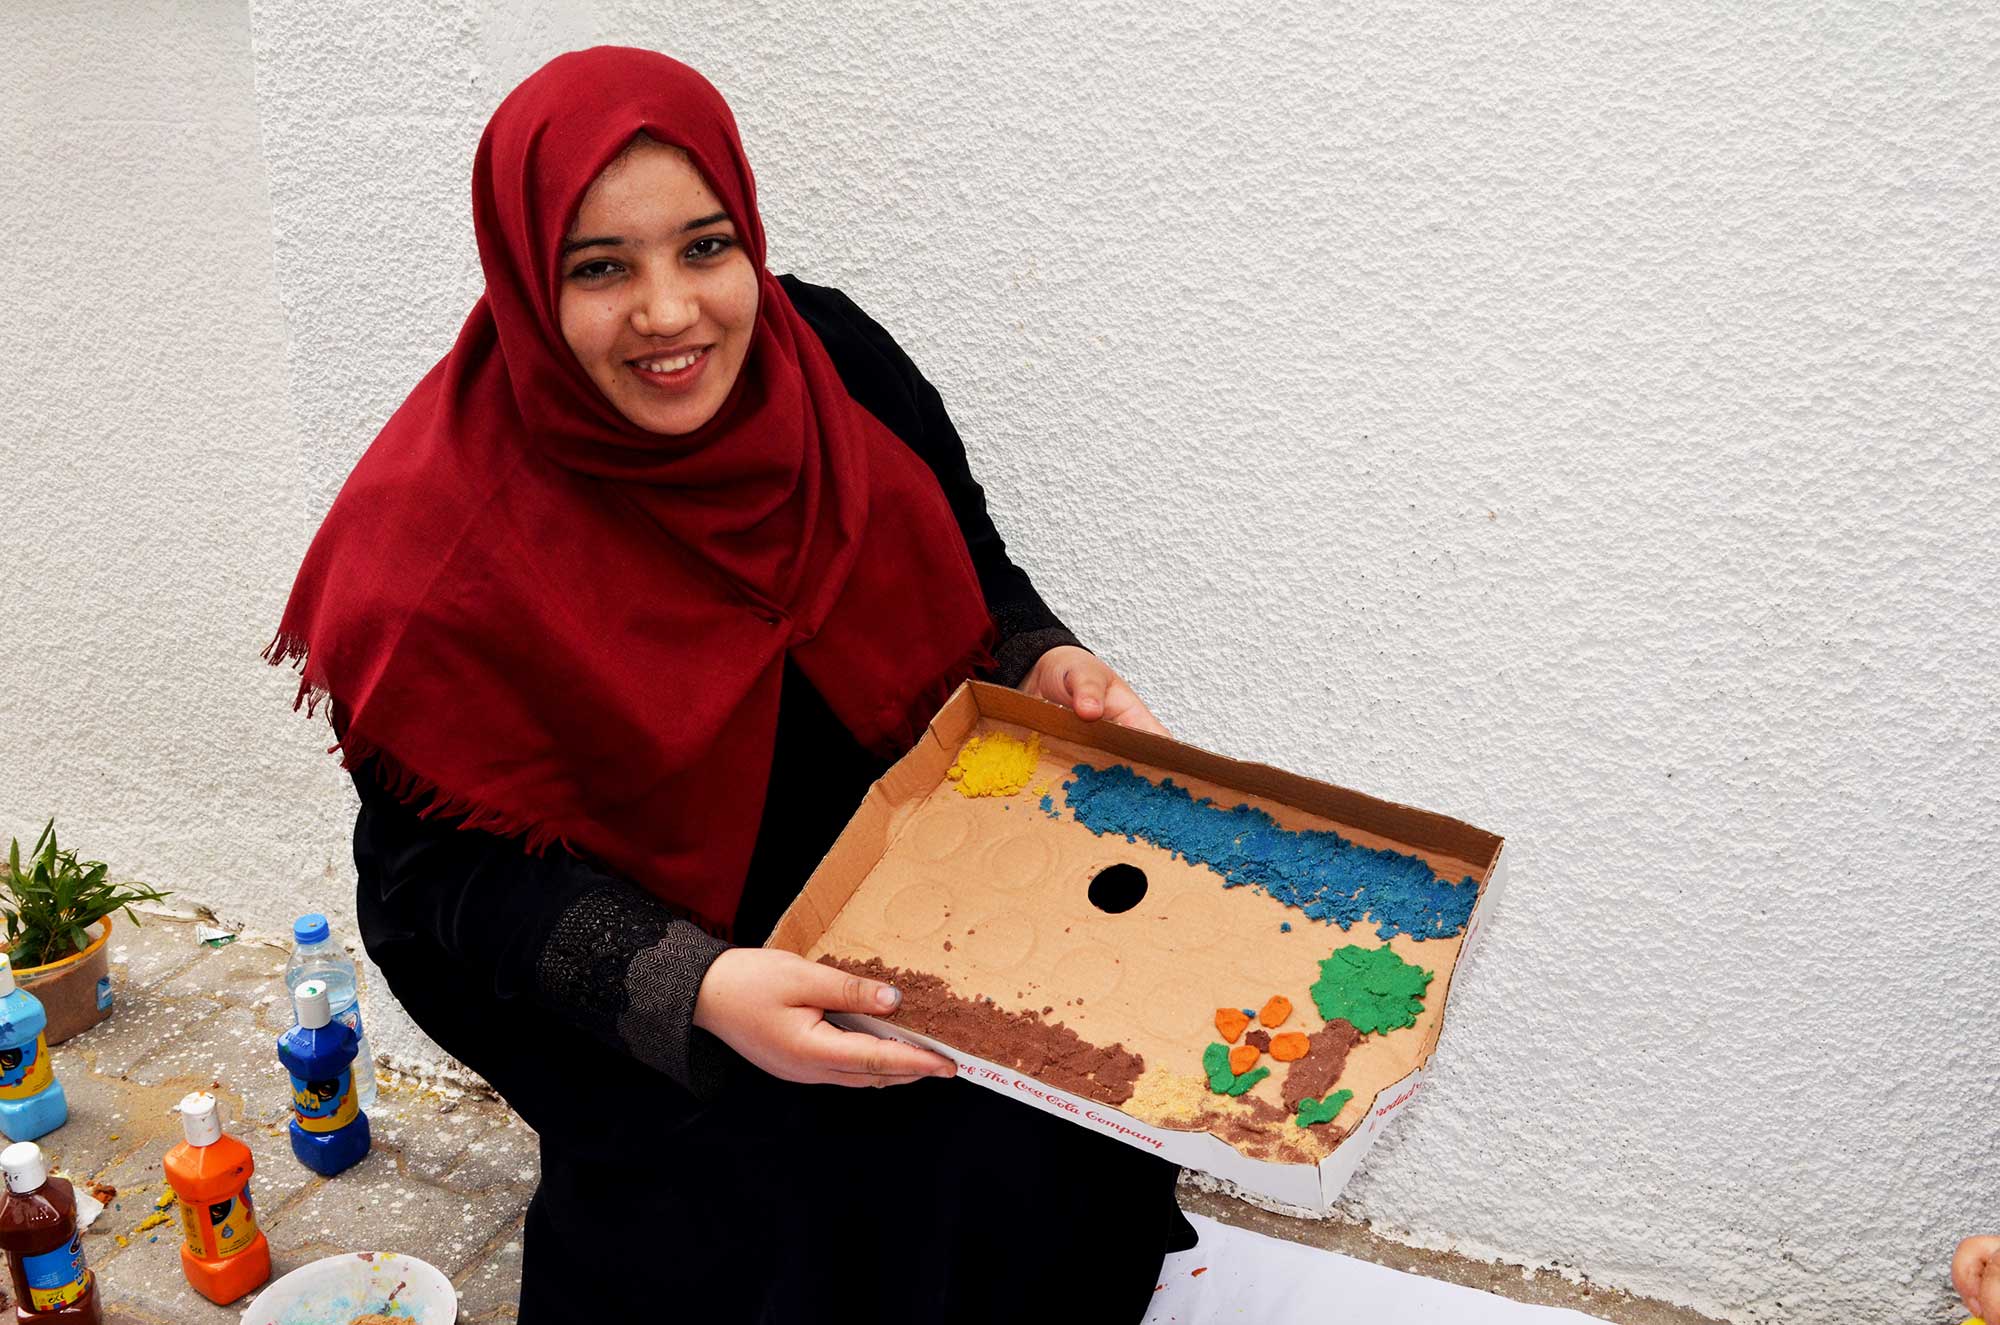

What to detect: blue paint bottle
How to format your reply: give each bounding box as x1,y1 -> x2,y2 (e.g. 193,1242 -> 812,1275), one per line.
275,979 -> 369,1177
0,955 -> 67,1143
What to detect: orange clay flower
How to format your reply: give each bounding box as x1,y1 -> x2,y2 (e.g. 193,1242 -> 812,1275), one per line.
1269,1032 -> 1311,1062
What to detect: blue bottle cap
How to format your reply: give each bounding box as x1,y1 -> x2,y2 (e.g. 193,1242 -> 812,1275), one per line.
293,914 -> 330,945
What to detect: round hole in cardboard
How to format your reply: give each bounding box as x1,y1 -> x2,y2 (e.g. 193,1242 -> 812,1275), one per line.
1088,863 -> 1148,914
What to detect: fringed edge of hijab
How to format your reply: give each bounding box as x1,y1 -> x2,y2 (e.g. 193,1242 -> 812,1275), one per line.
262,628 -> 575,858
869,622 -> 1001,759
270,627 -> 755,941
265,617 -> 1001,858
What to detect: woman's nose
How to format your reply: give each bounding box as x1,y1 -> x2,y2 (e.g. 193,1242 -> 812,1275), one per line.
633,272 -> 699,338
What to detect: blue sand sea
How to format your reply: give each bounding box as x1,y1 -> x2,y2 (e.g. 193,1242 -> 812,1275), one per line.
1056,763 -> 1477,941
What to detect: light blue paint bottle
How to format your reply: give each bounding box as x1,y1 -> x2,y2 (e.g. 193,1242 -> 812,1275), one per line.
0,954 -> 68,1142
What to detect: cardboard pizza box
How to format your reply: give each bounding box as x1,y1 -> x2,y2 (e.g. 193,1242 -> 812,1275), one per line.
766,680 -> 1507,1212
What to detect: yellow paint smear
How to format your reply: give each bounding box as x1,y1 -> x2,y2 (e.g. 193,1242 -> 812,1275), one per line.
945,732 -> 1042,798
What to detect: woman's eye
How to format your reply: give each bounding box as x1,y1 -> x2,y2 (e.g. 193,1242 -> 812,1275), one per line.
686,235 -> 734,261
569,259 -> 620,281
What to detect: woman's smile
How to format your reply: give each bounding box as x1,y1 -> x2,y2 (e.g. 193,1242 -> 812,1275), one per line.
629,343 -> 712,393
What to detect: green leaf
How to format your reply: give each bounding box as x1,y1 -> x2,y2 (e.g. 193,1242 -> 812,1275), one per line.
1294,1090 -> 1354,1129
0,819 -> 170,969
1201,1041 -> 1272,1097
1202,1041 -> 1233,1090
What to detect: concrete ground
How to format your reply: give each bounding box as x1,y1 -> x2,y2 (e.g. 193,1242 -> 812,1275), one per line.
14,915 -> 531,1325
9,914 -> 1717,1324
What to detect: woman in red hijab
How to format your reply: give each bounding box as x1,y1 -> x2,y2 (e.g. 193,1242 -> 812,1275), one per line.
269,46 -> 1190,1322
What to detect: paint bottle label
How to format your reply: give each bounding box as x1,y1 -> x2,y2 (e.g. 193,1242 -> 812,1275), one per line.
180,1186 -> 259,1259
289,1069 -> 358,1133
0,1034 -> 53,1100
20,1232 -> 92,1309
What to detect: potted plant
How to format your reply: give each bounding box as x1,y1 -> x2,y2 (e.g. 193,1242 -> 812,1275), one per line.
3,820 -> 171,1044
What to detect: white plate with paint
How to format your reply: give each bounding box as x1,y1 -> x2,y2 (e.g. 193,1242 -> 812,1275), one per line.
241,1251 -> 456,1325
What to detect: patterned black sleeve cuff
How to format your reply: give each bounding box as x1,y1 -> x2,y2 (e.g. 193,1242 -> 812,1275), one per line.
991,624 -> 1088,690
535,881 -> 740,1102
986,590 -> 1091,689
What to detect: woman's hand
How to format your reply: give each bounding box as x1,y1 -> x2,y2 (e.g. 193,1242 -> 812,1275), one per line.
692,947 -> 958,1087
1953,1236 -> 2000,1321
1018,644 -> 1169,736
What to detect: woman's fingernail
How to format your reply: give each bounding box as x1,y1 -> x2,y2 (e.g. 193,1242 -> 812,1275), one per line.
877,985 -> 900,1009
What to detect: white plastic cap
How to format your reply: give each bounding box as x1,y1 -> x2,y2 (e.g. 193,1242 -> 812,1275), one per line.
0,952 -> 16,998
294,978 -> 332,1030
176,1092 -> 223,1147
0,1142 -> 47,1194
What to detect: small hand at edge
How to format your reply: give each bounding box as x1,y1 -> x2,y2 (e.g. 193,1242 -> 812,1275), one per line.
1018,645 -> 1169,737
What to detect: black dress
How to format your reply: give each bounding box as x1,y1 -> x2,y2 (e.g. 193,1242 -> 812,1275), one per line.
349,278 -> 1196,1323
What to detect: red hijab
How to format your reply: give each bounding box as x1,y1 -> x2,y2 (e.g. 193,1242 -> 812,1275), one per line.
267,47 -> 995,937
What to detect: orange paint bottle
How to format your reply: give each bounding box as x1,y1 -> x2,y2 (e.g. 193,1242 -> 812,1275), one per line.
163,1093 -> 269,1304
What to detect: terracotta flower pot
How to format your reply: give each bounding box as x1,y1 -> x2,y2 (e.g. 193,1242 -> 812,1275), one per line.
9,916 -> 114,1045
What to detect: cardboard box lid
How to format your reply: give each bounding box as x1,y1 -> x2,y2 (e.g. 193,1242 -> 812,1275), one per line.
771,681 -> 1503,1186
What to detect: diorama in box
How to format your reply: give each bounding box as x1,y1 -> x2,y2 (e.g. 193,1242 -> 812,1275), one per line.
767,681 -> 1508,1211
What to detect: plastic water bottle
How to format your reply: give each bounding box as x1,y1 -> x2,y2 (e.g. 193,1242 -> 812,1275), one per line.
283,915 -> 376,1110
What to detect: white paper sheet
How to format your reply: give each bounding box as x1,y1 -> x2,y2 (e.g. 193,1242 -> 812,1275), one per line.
1144,1213 -> 1604,1324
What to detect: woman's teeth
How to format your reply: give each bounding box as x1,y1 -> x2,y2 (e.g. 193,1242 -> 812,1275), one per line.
637,350 -> 703,373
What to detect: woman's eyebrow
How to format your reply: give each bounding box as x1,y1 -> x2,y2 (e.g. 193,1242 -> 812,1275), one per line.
678,211 -> 732,233
560,212 -> 734,257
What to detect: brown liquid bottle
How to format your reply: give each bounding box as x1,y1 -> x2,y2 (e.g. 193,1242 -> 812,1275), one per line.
0,1142 -> 101,1324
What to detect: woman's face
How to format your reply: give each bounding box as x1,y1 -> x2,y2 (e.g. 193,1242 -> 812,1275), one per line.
557,136 -> 759,435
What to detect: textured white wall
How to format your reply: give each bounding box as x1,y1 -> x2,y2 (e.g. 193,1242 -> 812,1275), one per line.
4,1 -> 1994,1320
0,1 -> 440,1079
